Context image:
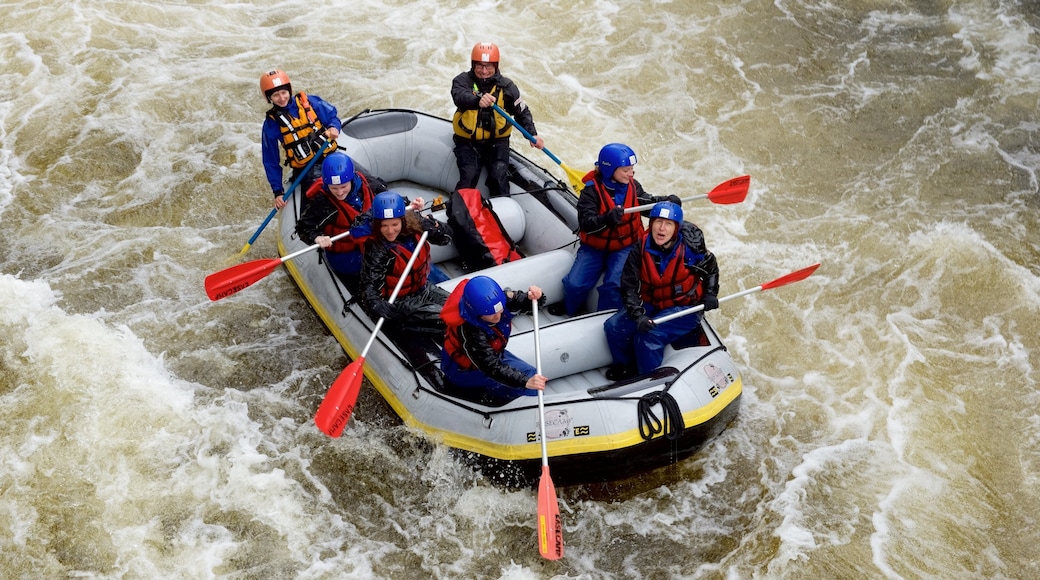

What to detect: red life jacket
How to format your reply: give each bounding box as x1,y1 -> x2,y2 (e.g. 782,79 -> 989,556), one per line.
382,234 -> 431,298
305,173 -> 376,253
638,238 -> 703,309
441,280 -> 509,370
578,171 -> 645,251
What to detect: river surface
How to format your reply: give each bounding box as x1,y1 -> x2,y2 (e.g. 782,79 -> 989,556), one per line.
2,1 -> 1039,578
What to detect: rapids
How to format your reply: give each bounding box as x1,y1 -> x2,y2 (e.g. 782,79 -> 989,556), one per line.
2,0 -> 1039,578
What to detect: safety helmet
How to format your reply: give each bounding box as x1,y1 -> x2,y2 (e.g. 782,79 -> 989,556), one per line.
260,69 -> 292,102
372,191 -> 406,219
471,42 -> 500,65
321,152 -> 355,186
649,201 -> 683,225
596,143 -> 637,172
463,276 -> 507,317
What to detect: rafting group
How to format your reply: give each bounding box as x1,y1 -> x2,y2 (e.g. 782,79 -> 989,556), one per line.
205,40 -> 820,560
254,42 -> 727,402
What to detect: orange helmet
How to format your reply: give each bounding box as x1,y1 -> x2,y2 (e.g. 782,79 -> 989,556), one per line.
260,69 -> 292,101
470,42 -> 500,65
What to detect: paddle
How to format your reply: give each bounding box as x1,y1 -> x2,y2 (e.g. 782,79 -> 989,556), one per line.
314,230 -> 430,437
205,231 -> 351,301
235,140 -> 332,259
652,263 -> 821,325
624,175 -> 751,214
489,102 -> 586,194
532,299 -> 564,560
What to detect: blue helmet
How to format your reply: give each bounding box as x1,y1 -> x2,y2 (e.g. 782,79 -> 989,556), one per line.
463,276 -> 507,317
649,201 -> 683,224
321,152 -> 355,186
372,191 -> 406,219
596,143 -> 637,172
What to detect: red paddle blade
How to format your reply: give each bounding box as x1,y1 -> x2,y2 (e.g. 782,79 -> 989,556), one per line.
761,263 -> 821,291
314,357 -> 366,437
706,175 -> 750,205
204,258 -> 282,301
537,465 -> 564,560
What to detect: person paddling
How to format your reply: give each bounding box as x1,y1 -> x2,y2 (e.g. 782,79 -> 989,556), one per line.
450,42 -> 544,198
357,192 -> 454,339
602,201 -> 720,381
295,151 -> 388,294
550,143 -> 681,316
260,69 -> 343,210
441,276 -> 547,403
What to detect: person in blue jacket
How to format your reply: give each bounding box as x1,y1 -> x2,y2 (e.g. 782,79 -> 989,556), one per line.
441,276 -> 547,403
259,69 -> 342,210
602,201 -> 720,381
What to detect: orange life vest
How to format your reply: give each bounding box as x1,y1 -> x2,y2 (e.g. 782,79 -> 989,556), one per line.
268,92 -> 338,169
578,171 -> 645,251
638,238 -> 703,309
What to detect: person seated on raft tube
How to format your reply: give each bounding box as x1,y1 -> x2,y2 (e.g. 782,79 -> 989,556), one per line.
441,276 -> 548,402
259,69 -> 342,211
295,151 -> 388,295
602,201 -> 720,381
357,191 -> 454,339
451,42 -> 544,198
549,143 -> 682,317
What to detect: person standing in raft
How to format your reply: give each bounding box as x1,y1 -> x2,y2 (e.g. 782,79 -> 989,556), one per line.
441,276 -> 547,403
602,201 -> 720,381
549,143 -> 682,317
260,69 -> 343,210
295,151 -> 388,294
451,42 -> 544,198
358,191 -> 454,339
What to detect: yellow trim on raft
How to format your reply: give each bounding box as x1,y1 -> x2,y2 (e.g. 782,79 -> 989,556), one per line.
280,240 -> 741,462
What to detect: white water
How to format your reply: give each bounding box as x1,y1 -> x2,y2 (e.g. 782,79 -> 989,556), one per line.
2,0 -> 1039,578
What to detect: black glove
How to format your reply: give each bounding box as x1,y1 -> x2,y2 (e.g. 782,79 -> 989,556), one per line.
699,294 -> 719,312
636,315 -> 656,333
665,194 -> 682,205
605,206 -> 625,226
370,300 -> 396,321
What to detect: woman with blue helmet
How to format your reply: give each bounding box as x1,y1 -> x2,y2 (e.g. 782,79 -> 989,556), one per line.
357,191 -> 454,339
551,143 -> 682,317
295,151 -> 388,293
441,276 -> 547,403
602,201 -> 720,381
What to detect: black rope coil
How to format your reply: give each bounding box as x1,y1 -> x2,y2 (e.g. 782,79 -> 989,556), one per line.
637,391 -> 685,441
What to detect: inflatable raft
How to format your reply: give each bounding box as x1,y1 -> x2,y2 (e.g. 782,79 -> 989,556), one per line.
277,109 -> 742,486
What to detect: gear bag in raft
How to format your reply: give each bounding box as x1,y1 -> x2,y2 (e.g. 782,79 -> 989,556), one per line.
446,188 -> 522,269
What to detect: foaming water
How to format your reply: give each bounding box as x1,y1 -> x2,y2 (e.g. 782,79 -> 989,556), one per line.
3,0 -> 1040,577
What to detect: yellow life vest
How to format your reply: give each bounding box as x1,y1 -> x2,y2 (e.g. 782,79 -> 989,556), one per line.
268,92 -> 338,169
452,86 -> 512,141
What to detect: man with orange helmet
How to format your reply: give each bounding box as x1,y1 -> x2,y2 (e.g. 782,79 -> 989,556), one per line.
259,69 -> 343,210
450,42 -> 544,198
